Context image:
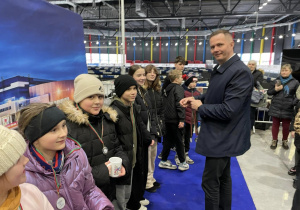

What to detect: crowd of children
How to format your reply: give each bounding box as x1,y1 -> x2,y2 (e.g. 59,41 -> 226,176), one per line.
0,56 -> 202,210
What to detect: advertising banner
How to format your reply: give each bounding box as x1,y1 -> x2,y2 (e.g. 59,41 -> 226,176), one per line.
0,0 -> 87,126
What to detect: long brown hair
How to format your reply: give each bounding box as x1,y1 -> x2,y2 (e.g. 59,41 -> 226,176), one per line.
128,65 -> 148,105
128,65 -> 143,76
18,103 -> 54,137
144,65 -> 161,92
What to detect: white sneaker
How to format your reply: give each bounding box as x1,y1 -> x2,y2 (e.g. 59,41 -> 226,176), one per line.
140,198 -> 149,206
178,161 -> 189,171
186,154 -> 194,164
138,205 -> 147,210
175,155 -> 180,165
159,160 -> 177,169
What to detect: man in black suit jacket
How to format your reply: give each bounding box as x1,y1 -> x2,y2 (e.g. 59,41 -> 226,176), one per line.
180,30 -> 253,210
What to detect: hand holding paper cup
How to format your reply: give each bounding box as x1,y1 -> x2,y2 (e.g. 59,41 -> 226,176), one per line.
107,157 -> 122,177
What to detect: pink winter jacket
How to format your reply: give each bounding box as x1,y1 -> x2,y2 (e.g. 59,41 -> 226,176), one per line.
19,183 -> 54,209
24,138 -> 114,210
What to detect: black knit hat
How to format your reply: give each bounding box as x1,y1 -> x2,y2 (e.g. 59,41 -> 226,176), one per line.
114,75 -> 137,98
184,76 -> 197,87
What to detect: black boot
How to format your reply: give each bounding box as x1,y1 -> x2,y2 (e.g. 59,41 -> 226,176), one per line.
270,140 -> 278,149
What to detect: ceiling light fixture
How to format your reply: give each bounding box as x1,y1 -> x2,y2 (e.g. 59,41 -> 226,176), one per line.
263,3 -> 267,6
186,42 -> 189,45
96,41 -> 99,45
175,43 -> 178,46
199,42 -> 202,45
166,43 -> 168,46
145,43 -> 148,46
292,33 -> 296,37
84,40 -> 87,44
133,42 -> 136,46
259,6 -> 263,9
279,35 -> 283,39
109,41 -> 112,45
264,36 -> 268,40
250,38 -> 254,41
237,39 -> 240,43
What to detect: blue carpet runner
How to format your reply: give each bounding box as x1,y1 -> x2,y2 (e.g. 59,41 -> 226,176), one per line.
144,135 -> 256,210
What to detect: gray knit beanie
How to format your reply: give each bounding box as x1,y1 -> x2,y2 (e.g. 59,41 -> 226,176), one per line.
74,74 -> 105,103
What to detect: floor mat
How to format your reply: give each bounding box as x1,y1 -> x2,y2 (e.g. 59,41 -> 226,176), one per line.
144,135 -> 256,210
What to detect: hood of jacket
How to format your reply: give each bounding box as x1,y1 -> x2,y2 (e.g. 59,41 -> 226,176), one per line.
59,100 -> 118,125
110,97 -> 141,113
25,138 -> 81,175
165,83 -> 177,96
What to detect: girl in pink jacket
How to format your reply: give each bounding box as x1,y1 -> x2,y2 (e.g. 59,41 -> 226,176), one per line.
0,125 -> 54,210
18,103 -> 114,210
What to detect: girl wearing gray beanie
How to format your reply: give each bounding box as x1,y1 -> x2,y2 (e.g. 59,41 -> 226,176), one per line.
18,103 -> 113,210
0,125 -> 54,209
60,74 -> 131,209
59,73 -> 130,210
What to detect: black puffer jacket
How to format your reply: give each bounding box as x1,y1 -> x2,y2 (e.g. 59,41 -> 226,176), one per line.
59,100 -> 130,200
135,87 -> 157,139
252,69 -> 263,88
110,98 -> 152,184
163,83 -> 185,123
146,87 -> 164,137
290,101 -> 300,149
267,77 -> 299,119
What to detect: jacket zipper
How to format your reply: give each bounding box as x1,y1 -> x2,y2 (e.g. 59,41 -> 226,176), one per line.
152,89 -> 162,136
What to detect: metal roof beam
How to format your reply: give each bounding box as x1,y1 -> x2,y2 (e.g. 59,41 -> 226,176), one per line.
163,0 -> 173,15
49,1 -> 78,13
278,0 -> 288,10
84,19 -> 300,37
217,0 -> 227,12
293,1 -> 300,10
231,0 -> 241,13
83,12 -> 299,22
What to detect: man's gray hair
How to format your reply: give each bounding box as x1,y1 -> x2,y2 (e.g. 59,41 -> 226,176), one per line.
248,60 -> 257,66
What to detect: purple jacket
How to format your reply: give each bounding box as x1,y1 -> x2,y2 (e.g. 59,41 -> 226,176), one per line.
24,138 -> 114,210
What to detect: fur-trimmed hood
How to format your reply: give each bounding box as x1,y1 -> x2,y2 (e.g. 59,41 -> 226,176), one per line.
59,100 -> 118,125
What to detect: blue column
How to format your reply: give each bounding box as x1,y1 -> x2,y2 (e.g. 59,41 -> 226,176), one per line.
291,23 -> 297,48
240,33 -> 245,60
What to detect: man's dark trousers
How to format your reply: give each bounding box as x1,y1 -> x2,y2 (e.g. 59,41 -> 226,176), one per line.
202,157 -> 232,210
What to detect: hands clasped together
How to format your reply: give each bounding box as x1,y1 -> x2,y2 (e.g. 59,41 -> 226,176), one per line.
180,97 -> 203,110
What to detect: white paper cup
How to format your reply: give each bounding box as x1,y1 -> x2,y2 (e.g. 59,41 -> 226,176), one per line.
108,157 -> 122,177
